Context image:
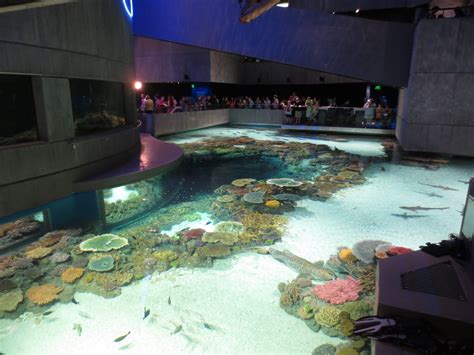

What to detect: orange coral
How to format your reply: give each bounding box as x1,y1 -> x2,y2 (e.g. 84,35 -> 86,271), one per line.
61,267 -> 85,283
338,248 -> 358,263
375,251 -> 388,259
25,247 -> 53,259
26,284 -> 63,305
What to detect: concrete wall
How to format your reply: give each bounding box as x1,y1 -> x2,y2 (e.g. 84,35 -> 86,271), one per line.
153,110 -> 230,136
133,0 -> 414,87
397,17 -> 474,156
135,37 -> 211,83
0,0 -> 139,217
0,126 -> 140,216
135,37 -> 361,85
229,109 -> 284,126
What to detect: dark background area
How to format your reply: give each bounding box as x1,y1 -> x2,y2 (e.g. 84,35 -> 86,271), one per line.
140,82 -> 399,107
0,74 -> 37,139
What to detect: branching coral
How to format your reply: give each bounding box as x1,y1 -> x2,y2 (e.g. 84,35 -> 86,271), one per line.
240,212 -> 287,243
312,277 -> 361,305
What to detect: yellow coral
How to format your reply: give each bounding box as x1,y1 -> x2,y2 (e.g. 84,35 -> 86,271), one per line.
240,212 -> 287,242
61,267 -> 85,283
26,284 -> 63,305
338,248 -> 358,263
314,306 -> 342,327
265,200 -> 281,208
153,250 -> 178,262
25,247 -> 53,259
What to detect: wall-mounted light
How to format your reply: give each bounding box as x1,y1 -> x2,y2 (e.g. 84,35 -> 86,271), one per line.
123,0 -> 133,18
355,8 -> 360,13
134,81 -> 142,90
277,1 -> 289,8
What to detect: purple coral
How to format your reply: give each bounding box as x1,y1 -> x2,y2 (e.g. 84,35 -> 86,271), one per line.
312,277 -> 362,305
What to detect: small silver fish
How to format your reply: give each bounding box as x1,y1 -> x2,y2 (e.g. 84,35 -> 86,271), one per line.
43,310 -> 53,316
143,308 -> 150,320
168,296 -> 171,306
114,331 -> 131,343
171,325 -> 182,335
73,323 -> 82,336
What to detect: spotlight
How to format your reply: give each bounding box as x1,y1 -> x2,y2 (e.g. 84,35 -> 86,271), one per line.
134,81 -> 142,90
277,1 -> 289,8
355,8 -> 360,13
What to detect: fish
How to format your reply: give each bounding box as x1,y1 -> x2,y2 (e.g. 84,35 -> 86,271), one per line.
114,331 -> 131,343
143,308 -> 150,320
171,325 -> 183,335
73,323 -> 82,336
413,191 -> 443,198
168,296 -> 171,306
419,183 -> 459,191
381,167 -> 386,172
72,297 -> 79,305
78,311 -> 92,319
205,221 -> 211,225
203,323 -> 215,330
43,311 -> 54,316
391,213 -> 429,219
400,206 -> 450,213
268,248 -> 333,281
458,180 -> 470,184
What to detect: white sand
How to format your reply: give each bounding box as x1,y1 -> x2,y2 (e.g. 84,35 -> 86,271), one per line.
0,254 -> 340,354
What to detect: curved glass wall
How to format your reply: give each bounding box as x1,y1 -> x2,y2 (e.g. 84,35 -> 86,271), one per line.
70,79 -> 126,136
0,75 -> 38,146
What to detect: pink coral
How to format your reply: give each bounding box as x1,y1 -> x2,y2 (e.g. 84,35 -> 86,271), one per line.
312,277 -> 362,305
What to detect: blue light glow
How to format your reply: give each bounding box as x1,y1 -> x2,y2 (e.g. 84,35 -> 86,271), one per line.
123,0 -> 133,18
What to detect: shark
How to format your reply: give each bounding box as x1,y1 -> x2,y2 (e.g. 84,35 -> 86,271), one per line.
419,183 -> 459,191
400,206 -> 449,213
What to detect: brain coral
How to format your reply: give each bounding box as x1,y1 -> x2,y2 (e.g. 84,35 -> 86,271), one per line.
61,267 -> 85,283
312,277 -> 362,305
0,289 -> 23,311
26,284 -> 63,305
79,234 -> 128,252
314,306 -> 342,327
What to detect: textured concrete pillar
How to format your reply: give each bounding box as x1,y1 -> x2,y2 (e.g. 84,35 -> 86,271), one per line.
32,77 -> 75,142
123,86 -> 137,125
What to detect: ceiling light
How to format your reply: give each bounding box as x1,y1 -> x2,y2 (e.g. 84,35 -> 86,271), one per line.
355,8 -> 360,13
134,81 -> 142,90
277,1 -> 289,8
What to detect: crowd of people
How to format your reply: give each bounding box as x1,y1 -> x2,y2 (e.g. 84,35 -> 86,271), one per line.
138,92 -> 393,128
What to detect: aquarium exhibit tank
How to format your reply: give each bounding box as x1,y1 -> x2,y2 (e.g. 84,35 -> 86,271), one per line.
0,126 -> 473,354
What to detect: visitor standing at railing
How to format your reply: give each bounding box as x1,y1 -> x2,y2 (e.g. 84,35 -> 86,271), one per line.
272,95 -> 279,109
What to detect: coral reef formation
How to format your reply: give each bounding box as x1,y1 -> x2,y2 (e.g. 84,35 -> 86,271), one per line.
61,268 -> 85,283
0,289 -> 23,312
79,234 -> 128,252
267,178 -> 303,187
26,284 -> 63,305
87,255 -> 115,272
312,277 -> 361,305
231,178 -> 256,187
352,240 -> 389,264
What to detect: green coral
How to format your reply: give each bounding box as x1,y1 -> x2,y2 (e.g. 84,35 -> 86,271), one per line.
79,234 -> 128,252
202,232 -> 239,246
314,306 -> 341,327
335,348 -> 358,355
87,255 -> 115,272
339,300 -> 373,321
0,289 -> 23,312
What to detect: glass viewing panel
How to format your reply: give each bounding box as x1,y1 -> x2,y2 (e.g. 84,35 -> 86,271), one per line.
70,79 -> 126,136
0,212 -> 46,252
461,180 -> 474,238
0,75 -> 38,146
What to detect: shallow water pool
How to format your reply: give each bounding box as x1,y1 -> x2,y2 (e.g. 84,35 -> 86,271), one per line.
0,126 -> 473,355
